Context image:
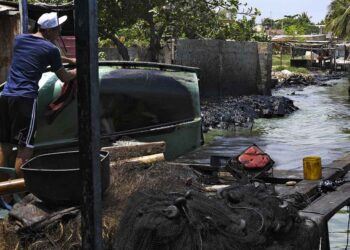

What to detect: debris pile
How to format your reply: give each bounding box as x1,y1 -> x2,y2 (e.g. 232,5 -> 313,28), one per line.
272,70 -> 346,89
201,95 -> 298,131
272,71 -> 317,88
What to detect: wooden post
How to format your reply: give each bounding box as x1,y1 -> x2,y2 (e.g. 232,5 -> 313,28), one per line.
18,0 -> 28,33
74,0 -> 102,249
280,44 -> 283,67
334,50 -> 337,71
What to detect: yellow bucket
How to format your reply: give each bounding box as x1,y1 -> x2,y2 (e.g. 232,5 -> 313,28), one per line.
303,156 -> 322,180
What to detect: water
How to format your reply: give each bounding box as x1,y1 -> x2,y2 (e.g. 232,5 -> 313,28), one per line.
329,208 -> 350,249
179,76 -> 350,248
180,77 -> 350,170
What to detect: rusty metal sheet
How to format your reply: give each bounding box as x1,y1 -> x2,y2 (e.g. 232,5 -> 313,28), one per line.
0,14 -> 19,83
0,4 -> 17,15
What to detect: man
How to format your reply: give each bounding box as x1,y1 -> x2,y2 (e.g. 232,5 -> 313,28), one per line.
0,12 -> 76,177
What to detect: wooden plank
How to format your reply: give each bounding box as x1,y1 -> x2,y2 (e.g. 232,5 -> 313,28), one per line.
167,162 -> 219,172
111,153 -> 165,168
274,157 -> 350,198
272,169 -> 303,179
102,141 -> 166,161
300,182 -> 350,223
203,184 -> 230,192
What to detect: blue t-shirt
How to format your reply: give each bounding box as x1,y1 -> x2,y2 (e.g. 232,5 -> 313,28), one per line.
2,34 -> 62,98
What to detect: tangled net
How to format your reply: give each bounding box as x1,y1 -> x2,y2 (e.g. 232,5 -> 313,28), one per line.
113,180 -> 319,250
0,161 -> 319,249
113,190 -> 250,250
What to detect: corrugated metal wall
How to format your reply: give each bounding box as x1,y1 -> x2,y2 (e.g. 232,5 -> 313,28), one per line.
0,14 -> 19,83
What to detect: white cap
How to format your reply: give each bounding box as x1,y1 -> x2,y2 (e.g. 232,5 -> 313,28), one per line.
37,12 -> 67,29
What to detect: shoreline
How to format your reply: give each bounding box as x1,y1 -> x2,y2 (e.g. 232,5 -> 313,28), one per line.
201,70 -> 348,132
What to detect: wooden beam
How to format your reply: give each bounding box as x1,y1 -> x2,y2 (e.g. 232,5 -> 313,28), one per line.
74,0 -> 102,249
102,141 -> 166,161
111,153 -> 165,168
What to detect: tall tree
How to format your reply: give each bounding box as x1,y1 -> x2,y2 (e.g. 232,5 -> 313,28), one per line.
274,13 -> 318,35
119,0 -> 241,61
98,0 -> 135,60
261,18 -> 275,29
326,0 -> 350,38
29,0 -> 259,61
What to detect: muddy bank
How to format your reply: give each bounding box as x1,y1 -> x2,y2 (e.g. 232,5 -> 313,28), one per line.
201,70 -> 347,132
201,95 -> 298,132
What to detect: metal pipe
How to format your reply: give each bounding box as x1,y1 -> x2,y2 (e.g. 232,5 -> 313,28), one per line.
74,0 -> 102,249
0,178 -> 26,195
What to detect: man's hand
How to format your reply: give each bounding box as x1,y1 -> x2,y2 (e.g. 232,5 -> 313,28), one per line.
61,56 -> 76,65
55,67 -> 77,82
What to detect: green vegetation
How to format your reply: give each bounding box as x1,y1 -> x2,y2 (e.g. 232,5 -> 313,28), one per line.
262,12 -> 320,35
326,0 -> 350,39
203,128 -> 257,144
203,129 -> 224,144
28,0 -> 263,61
272,54 -> 292,66
272,55 -> 309,74
97,0 -> 262,61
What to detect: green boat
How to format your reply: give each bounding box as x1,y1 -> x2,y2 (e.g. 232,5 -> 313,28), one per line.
29,61 -> 202,160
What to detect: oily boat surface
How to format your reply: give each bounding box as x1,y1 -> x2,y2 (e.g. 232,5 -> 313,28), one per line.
34,61 -> 202,159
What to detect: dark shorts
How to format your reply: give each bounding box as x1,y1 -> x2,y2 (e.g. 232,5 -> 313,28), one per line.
0,95 -> 37,148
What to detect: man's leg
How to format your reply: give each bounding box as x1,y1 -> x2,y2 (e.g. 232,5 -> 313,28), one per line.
15,146 -> 33,178
0,95 -> 11,167
0,143 -> 12,167
9,97 -> 37,177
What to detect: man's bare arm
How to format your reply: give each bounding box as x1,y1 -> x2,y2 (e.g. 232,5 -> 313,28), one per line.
61,56 -> 76,65
55,67 -> 77,82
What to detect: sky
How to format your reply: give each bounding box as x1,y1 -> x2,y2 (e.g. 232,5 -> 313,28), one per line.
241,0 -> 331,24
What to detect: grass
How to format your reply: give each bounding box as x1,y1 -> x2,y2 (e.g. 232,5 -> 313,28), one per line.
272,54 -> 292,67
203,127 -> 257,145
203,129 -> 225,144
272,54 -> 310,74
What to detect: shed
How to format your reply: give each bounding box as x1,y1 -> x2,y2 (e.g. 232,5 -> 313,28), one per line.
0,1 -> 75,83
0,3 -> 19,83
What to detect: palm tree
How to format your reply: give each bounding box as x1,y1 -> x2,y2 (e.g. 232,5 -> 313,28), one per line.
326,0 -> 350,38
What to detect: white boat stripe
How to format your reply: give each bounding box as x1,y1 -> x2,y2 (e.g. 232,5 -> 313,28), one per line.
26,99 -> 37,147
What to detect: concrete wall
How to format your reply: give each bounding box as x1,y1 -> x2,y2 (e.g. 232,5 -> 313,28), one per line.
174,39 -> 272,97
257,43 -> 273,95
99,40 -> 272,98
0,14 -> 20,83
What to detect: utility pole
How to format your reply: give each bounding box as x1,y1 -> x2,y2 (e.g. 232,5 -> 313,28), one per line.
74,0 -> 102,249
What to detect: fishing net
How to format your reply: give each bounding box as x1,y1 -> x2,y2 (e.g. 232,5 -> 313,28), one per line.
113,190 -> 250,250
113,179 -> 320,250
0,158 -> 320,249
0,161 -> 200,249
